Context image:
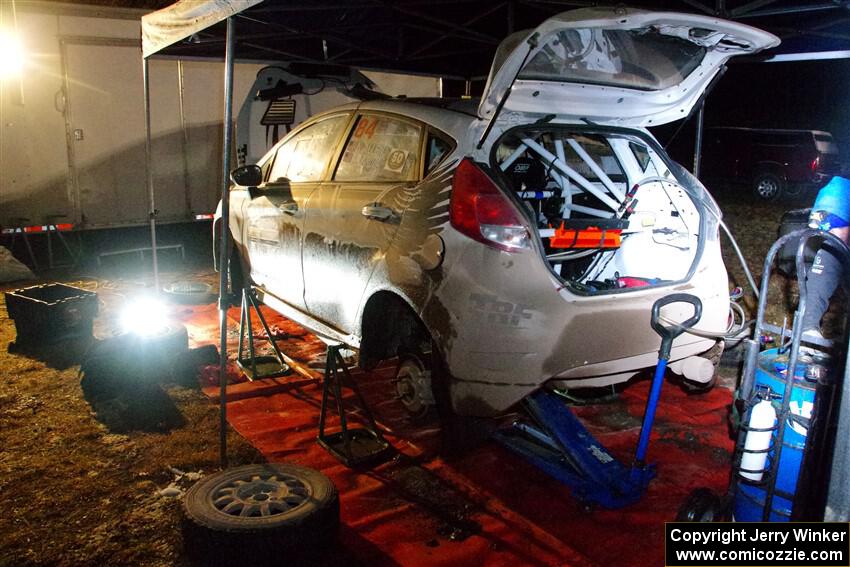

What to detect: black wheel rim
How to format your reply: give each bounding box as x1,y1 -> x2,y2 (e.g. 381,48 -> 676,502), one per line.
211,472 -> 310,518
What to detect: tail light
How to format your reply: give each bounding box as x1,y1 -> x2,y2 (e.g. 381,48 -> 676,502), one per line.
449,158 -> 530,251
811,156 -> 820,173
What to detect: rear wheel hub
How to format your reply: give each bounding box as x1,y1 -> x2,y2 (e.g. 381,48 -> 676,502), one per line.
395,356 -> 435,419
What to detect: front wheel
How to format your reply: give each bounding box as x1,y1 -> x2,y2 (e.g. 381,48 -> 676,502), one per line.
752,172 -> 784,201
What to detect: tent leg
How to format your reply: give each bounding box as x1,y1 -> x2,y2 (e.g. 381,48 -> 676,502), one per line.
218,16 -> 236,469
142,58 -> 159,292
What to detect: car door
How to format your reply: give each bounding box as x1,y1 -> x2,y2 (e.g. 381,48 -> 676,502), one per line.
301,112 -> 424,334
244,113 -> 351,310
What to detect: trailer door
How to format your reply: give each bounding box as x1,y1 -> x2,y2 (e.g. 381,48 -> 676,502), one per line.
63,41 -> 185,227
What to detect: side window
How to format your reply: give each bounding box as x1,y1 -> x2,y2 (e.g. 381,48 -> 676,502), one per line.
629,141 -> 651,172
424,133 -> 453,176
335,114 -> 422,182
268,115 -> 349,183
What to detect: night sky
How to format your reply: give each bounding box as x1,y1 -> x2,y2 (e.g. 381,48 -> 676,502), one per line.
659,58 -> 850,168
446,57 -> 850,170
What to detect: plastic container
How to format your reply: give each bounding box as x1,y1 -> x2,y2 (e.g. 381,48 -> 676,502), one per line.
734,348 -> 817,521
5,283 -> 98,346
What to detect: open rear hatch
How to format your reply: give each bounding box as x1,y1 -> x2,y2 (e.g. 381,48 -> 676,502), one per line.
478,7 -> 779,127
478,8 -> 776,294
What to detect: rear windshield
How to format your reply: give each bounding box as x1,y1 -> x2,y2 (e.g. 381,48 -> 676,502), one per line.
519,28 -> 705,91
814,133 -> 839,154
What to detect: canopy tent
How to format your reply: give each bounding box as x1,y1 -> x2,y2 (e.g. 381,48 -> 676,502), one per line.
141,0 -> 261,58
139,5 -> 850,521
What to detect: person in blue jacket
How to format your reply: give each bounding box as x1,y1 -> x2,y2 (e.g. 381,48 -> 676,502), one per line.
800,176 -> 850,337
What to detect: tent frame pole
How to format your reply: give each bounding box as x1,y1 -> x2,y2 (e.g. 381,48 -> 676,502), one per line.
142,58 -> 159,292
218,16 -> 236,468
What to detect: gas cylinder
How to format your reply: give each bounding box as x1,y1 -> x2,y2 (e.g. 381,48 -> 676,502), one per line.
734,348 -> 818,521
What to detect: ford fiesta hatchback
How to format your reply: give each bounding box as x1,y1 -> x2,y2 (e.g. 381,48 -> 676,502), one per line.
218,7 -> 778,417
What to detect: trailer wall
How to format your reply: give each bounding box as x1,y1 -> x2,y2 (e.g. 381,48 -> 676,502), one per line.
0,3 -> 439,229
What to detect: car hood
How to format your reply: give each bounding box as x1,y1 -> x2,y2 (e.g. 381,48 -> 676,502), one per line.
478,7 -> 779,127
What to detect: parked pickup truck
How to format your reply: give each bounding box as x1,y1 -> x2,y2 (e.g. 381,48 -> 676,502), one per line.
701,127 -> 842,200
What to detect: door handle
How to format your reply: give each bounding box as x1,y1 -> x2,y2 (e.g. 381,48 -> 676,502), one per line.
278,202 -> 299,215
361,205 -> 396,221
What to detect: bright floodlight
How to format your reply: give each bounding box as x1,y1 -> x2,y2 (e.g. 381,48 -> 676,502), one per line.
0,30 -> 25,80
121,296 -> 170,337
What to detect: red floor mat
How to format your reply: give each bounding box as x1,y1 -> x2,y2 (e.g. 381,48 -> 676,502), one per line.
182,302 -> 734,566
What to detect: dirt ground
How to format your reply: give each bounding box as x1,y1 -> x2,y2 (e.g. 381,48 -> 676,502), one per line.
0,270 -> 263,567
0,185 -> 827,566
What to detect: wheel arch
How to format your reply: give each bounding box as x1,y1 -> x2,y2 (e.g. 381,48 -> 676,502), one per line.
359,289 -> 433,369
752,161 -> 787,181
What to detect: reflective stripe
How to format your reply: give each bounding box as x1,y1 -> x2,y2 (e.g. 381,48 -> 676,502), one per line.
1,223 -> 74,234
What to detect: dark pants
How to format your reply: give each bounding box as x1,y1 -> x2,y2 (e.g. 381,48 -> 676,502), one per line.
801,244 -> 844,331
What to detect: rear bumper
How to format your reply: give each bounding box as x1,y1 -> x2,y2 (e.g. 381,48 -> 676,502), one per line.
429,234 -> 729,416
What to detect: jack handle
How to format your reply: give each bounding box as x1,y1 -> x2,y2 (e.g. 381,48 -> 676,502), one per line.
651,294 -> 702,361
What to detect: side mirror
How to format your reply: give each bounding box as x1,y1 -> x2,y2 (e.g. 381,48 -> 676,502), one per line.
230,165 -> 262,187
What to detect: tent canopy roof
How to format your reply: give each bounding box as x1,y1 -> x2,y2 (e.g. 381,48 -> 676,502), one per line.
141,0 -> 850,78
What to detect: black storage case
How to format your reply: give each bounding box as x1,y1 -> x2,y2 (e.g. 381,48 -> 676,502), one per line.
777,207 -> 819,274
5,283 -> 98,345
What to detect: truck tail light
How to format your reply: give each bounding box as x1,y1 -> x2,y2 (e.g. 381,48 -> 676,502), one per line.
450,158 -> 530,252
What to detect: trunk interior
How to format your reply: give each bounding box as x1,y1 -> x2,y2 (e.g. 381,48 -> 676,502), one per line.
492,126 -> 703,294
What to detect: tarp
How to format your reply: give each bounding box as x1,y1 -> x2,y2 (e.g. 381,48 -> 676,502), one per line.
0,246 -> 34,283
177,301 -> 737,566
141,0 -> 263,59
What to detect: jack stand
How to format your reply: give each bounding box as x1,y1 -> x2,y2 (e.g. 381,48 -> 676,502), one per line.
317,343 -> 392,467
236,287 -> 291,381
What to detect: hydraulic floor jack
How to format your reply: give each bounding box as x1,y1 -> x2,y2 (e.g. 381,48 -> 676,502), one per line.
495,294 -> 702,509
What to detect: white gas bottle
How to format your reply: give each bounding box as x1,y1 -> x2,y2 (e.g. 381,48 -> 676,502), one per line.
741,399 -> 777,481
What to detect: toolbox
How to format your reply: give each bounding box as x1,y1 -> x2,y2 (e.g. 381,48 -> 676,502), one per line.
5,283 -> 98,346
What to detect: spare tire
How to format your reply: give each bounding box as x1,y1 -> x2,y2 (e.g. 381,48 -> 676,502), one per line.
182,464 -> 339,565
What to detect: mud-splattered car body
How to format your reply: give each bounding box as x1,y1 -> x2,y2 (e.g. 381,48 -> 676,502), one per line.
220,8 -> 778,416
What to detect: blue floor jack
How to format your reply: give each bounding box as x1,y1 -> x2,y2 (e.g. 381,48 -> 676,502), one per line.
495,294 -> 702,509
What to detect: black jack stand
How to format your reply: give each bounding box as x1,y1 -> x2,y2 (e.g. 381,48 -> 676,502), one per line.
317,343 -> 392,466
236,287 -> 291,380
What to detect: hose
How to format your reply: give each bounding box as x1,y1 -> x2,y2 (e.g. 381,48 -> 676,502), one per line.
664,163 -> 760,300
719,217 -> 760,300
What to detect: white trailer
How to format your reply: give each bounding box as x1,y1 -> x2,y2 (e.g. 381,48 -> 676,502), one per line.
0,1 -> 440,230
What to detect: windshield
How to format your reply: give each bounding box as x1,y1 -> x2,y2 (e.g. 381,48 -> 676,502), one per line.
519,28 -> 706,91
